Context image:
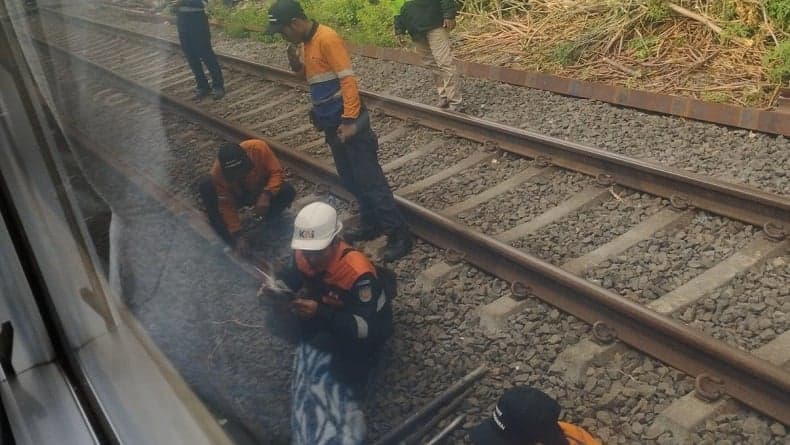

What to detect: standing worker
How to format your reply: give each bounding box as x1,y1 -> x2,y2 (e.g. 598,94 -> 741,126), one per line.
275,202 -> 395,444
470,386 -> 601,445
198,140 -> 296,255
394,0 -> 463,111
264,0 -> 413,262
171,0 -> 225,99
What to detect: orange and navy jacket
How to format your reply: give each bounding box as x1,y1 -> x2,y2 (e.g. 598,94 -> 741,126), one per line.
281,241 -> 392,345
301,23 -> 361,129
559,422 -> 602,445
210,139 -> 284,235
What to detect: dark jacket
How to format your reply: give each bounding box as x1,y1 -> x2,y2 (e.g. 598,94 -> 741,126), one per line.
280,243 -> 393,353
394,0 -> 457,37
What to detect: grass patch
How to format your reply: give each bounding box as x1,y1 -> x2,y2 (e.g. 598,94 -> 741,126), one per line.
628,35 -> 658,60
550,41 -> 581,66
766,0 -> 790,31
701,91 -> 729,103
644,0 -> 669,23
206,0 -> 398,46
764,40 -> 790,84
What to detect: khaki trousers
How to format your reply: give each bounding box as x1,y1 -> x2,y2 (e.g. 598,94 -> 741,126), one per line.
414,27 -> 462,106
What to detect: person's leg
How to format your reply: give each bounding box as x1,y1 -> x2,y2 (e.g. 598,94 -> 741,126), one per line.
426,27 -> 461,107
413,34 -> 446,105
192,12 -> 224,93
177,16 -> 210,93
197,176 -> 232,243
344,123 -> 412,260
326,130 -> 378,235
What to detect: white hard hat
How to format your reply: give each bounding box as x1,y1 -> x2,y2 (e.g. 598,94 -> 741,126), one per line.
291,202 -> 343,251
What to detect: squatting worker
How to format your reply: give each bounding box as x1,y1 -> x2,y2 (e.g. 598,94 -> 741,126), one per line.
278,202 -> 394,444
264,0 -> 413,262
470,386 -> 601,445
393,0 -> 463,111
170,0 -> 225,99
198,140 -> 296,256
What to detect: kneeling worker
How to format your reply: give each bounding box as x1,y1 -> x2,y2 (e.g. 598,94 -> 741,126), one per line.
198,139 -> 296,255
278,202 -> 393,444
470,386 -> 601,445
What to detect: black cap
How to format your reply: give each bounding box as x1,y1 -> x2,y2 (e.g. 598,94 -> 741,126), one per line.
469,386 -> 565,445
264,0 -> 307,34
217,142 -> 249,173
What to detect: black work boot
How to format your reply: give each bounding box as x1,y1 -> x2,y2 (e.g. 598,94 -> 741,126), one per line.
381,229 -> 413,262
343,223 -> 380,243
193,87 -> 210,100
212,86 -> 225,100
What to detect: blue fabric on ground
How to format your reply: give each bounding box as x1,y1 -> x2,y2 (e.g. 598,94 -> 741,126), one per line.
290,342 -> 366,445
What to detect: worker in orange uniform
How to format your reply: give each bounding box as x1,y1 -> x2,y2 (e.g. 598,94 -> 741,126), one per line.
276,202 -> 394,444
264,0 -> 413,263
198,140 -> 295,255
470,386 -> 601,445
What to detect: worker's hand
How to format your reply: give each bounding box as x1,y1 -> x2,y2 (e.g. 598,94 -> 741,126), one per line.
235,236 -> 251,257
287,44 -> 302,72
443,18 -> 456,31
320,292 -> 344,308
337,122 -> 357,143
291,298 -> 318,319
253,192 -> 271,217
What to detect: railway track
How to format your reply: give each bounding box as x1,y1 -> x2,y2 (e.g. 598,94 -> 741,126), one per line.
24,6 -> 790,442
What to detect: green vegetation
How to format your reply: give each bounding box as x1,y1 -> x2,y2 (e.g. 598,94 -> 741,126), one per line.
701,91 -> 729,103
764,40 -> 790,84
628,35 -> 658,60
206,0 -> 398,46
644,0 -> 669,23
766,0 -> 790,31
550,41 -> 581,66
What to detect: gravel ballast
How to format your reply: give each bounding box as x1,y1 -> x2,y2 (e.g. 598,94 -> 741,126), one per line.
675,255 -> 789,352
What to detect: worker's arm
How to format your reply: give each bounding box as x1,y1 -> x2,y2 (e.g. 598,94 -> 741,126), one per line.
212,167 -> 242,235
248,140 -> 283,195
321,34 -> 361,124
287,44 -> 306,80
315,273 -> 387,342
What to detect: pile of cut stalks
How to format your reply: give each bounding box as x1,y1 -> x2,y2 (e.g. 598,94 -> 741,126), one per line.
456,0 -> 788,108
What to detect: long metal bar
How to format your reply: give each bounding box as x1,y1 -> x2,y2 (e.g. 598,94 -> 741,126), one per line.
40,8 -> 790,231
35,30 -> 790,425
372,366 -> 487,445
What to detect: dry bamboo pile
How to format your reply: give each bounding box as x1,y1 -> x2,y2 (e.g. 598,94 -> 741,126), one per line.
456,0 -> 787,107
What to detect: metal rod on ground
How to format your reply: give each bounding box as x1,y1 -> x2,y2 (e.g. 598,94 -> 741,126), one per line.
401,387 -> 474,445
425,414 -> 466,445
372,365 -> 488,445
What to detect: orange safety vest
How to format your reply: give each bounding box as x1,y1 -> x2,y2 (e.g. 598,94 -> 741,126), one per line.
295,241 -> 377,293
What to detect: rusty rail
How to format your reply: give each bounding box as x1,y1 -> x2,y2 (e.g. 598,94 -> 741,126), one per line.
39,8 -> 790,234
34,22 -> 790,425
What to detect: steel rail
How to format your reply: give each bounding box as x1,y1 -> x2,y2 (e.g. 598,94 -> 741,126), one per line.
40,8 -> 790,232
34,30 -> 790,425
